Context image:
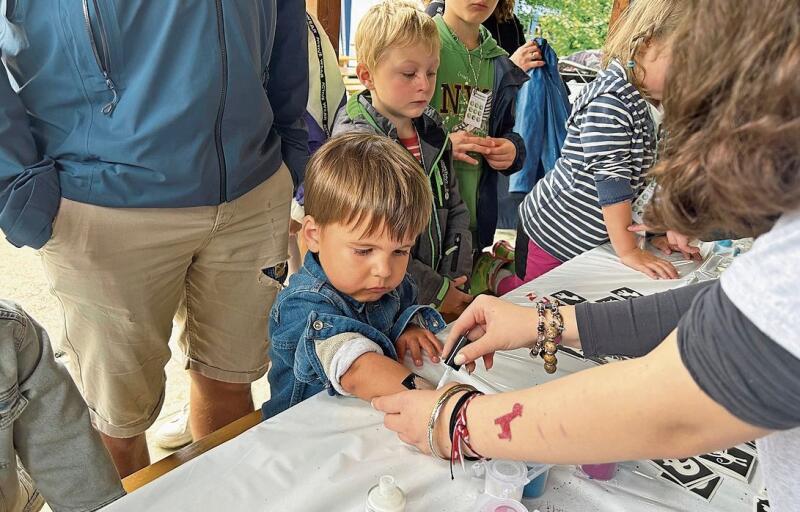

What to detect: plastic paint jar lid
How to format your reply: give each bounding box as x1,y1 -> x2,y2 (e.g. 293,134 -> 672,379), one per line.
365,475 -> 406,512
476,495 -> 529,512
484,460 -> 530,501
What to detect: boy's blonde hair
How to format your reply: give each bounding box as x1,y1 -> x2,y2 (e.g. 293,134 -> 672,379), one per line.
304,133 -> 433,242
356,0 -> 440,71
603,0 -> 685,77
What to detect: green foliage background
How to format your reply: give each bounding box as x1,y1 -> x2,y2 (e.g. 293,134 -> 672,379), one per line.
516,0 -> 613,56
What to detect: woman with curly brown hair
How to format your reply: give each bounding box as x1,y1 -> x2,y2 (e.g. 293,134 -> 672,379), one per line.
373,0 -> 800,509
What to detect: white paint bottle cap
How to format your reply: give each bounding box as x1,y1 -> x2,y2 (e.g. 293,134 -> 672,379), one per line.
365,475 -> 406,512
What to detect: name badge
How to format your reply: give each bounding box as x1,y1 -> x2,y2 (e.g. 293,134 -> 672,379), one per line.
463,90 -> 492,132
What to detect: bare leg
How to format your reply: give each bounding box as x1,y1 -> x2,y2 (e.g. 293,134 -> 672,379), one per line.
99,432 -> 150,479
188,370 -> 253,439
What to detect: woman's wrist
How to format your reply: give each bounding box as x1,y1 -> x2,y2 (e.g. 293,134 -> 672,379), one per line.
434,390 -> 467,457
528,303 -> 580,350
559,305 -> 581,349
523,305 -> 541,349
437,390 -> 487,461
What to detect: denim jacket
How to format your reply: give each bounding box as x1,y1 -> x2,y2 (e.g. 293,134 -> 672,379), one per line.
0,301 -> 124,510
261,253 -> 445,419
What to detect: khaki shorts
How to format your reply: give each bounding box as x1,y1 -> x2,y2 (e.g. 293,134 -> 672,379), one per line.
40,166 -> 292,438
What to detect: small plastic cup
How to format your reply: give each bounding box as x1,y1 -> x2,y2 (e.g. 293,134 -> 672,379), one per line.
484,460 -> 530,502
522,463 -> 551,498
580,463 -> 617,481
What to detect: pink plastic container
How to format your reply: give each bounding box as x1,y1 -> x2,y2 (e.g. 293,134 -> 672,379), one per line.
580,463 -> 618,481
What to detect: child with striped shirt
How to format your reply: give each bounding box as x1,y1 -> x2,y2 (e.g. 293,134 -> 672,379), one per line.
496,0 -> 685,294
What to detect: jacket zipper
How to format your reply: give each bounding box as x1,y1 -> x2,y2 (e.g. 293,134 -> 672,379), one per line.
82,0 -> 118,115
214,0 -> 229,203
416,126 -> 446,270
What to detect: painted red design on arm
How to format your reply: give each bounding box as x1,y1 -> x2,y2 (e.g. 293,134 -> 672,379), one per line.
494,403 -> 523,440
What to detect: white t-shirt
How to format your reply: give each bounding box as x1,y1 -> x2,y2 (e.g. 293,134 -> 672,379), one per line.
721,209 -> 800,511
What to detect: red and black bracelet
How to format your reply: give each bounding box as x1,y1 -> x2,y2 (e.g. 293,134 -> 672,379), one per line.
449,391 -> 487,479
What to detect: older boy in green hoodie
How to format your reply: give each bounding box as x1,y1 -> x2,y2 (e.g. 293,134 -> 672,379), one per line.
427,0 -> 528,291
333,1 -> 474,322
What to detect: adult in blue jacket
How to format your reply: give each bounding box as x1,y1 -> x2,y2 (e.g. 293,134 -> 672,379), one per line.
0,0 -> 308,477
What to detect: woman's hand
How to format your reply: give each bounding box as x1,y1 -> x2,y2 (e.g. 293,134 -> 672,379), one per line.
510,40 -> 545,72
629,224 -> 702,261
441,295 -> 539,372
373,385 -> 465,456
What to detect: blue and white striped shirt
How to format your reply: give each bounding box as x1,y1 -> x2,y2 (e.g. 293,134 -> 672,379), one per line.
519,60 -> 656,261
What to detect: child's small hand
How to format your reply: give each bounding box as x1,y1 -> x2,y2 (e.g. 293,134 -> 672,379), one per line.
449,131 -> 494,165
439,276 -> 474,322
396,325 -> 443,367
484,137 -> 517,170
620,248 -> 679,280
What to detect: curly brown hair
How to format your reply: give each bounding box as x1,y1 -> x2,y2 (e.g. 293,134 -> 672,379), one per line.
645,0 -> 800,238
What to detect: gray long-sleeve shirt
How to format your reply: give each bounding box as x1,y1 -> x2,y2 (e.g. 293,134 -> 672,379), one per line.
574,210 -> 800,511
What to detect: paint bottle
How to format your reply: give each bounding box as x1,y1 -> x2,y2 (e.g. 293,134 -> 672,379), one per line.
522,463 -> 551,498
580,463 -> 618,481
365,475 -> 406,512
714,239 -> 735,256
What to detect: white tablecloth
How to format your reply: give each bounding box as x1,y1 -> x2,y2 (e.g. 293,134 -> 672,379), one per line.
106,244 -> 762,511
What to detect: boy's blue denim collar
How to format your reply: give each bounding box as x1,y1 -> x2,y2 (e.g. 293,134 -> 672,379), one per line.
301,252 -> 401,314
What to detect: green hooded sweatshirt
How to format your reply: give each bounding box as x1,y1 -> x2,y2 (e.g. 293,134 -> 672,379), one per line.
431,14 -> 507,230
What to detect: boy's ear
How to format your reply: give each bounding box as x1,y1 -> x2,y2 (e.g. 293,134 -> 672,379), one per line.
356,62 -> 375,90
302,215 -> 322,253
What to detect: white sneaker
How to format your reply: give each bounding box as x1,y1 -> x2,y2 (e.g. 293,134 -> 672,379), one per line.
15,461 -> 45,512
153,404 -> 192,449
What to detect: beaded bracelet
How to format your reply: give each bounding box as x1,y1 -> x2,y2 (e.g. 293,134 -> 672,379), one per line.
427,384 -> 475,459
532,298 -> 565,374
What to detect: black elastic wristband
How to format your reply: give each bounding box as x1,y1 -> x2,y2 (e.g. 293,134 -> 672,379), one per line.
448,390 -> 483,461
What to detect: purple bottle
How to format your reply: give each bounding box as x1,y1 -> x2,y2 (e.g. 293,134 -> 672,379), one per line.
581,463 -> 618,481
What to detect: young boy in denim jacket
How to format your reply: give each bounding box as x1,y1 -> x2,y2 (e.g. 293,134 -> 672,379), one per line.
261,134 -> 447,419
333,1 -> 473,321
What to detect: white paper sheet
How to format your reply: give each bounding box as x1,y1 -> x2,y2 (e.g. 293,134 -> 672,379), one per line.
106,243 -> 761,511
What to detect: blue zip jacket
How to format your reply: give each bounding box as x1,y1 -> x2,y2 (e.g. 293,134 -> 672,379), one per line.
262,252 -> 445,419
0,0 -> 308,249
510,38 -> 571,194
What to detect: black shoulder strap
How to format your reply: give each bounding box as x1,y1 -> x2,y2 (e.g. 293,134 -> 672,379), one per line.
305,13 -> 330,137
